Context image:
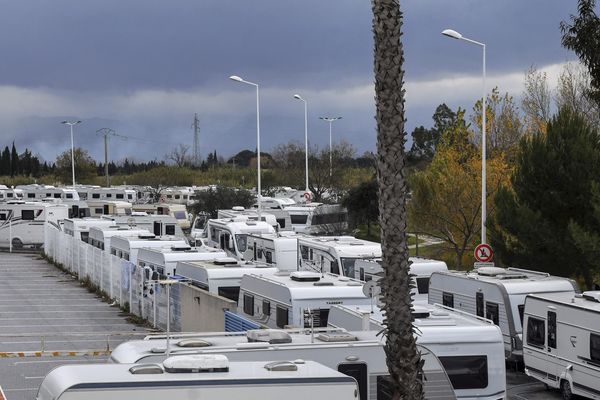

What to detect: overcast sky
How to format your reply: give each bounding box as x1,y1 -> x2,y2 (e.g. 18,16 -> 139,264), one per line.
0,0 -> 582,164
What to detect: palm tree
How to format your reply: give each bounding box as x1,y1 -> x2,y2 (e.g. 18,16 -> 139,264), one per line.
371,0 -> 424,398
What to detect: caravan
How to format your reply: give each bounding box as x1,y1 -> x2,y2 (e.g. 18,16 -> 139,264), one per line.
63,218 -> 116,243
132,203 -> 191,230
205,218 -> 276,260
243,231 -> 298,269
37,357 -> 359,400
217,207 -> 279,230
285,203 -> 348,235
88,226 -> 153,252
523,291 -> 600,400
429,266 -> 579,361
136,245 -> 226,277
110,235 -> 189,265
0,202 -> 68,248
237,271 -> 370,329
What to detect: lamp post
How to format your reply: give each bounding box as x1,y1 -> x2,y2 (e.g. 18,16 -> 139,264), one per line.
442,28 -> 487,245
293,94 -> 310,195
61,120 -> 82,187
230,75 -> 262,222
318,116 -> 342,179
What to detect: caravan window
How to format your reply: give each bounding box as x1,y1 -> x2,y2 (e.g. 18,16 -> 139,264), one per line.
21,210 -> 35,220
27,193 -> 35,198
116,194 -> 124,199
92,193 -> 100,199
218,287 -> 240,302
300,245 -> 309,260
548,311 -> 557,349
243,294 -> 254,316
416,277 -> 429,294
338,363 -> 367,400
591,334 -> 600,363
210,228 -> 217,242
276,218 -> 286,229
235,234 -> 248,252
442,292 -> 454,308
262,300 -> 271,316
265,251 -> 273,264
54,193 -> 61,198
526,317 -> 545,347
341,258 -> 356,278
66,193 -> 73,199
165,225 -> 175,236
439,356 -> 488,389
485,302 -> 499,325
276,306 -> 288,328
106,193 -> 112,198
518,305 -> 525,325
476,292 -> 484,317
0,213 -> 6,220
291,214 -> 308,225
331,260 -> 340,275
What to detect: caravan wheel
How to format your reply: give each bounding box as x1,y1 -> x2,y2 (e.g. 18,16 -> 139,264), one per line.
560,380 -> 573,400
11,238 -> 23,249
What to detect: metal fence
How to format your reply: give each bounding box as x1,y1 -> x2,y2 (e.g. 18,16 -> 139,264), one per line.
44,224 -> 180,332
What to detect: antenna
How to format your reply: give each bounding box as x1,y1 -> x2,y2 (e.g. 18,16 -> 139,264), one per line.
96,128 -> 126,187
192,113 -> 200,167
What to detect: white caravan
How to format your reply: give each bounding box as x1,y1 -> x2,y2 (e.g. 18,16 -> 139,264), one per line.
285,203 -> 348,235
176,258 -> 277,302
217,207 -> 279,230
136,245 -> 226,277
82,186 -> 137,202
0,186 -> 22,201
18,184 -> 80,202
88,226 -> 153,252
101,214 -> 186,240
160,186 -> 196,205
244,231 -> 299,269
252,197 -> 294,230
354,258 -> 448,303
205,218 -> 276,260
328,303 -> 506,400
37,356 -> 359,400
109,330 -> 458,400
0,202 -> 68,248
237,271 -> 370,329
429,266 -> 579,361
110,236 -> 189,265
523,291 -> 600,400
63,218 -> 116,243
132,203 -> 191,230
87,200 -> 132,217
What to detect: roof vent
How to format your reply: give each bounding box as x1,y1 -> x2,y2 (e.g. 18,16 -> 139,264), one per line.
347,281 -> 363,286
163,354 -> 229,373
314,281 -> 334,286
176,339 -> 212,348
171,245 -> 192,251
317,332 -> 357,342
232,206 -> 245,211
476,267 -> 509,277
264,361 -> 298,371
290,271 -> 321,282
138,233 -> 156,239
129,364 -> 164,374
247,329 -> 292,344
213,257 -> 239,266
582,291 -> 600,303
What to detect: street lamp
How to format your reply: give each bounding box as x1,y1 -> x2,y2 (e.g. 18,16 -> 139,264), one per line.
229,75 -> 262,221
293,94 -> 310,196
442,28 -> 487,245
61,120 -> 82,187
318,116 -> 342,179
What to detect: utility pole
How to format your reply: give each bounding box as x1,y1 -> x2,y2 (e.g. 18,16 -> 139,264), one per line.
192,113 -> 200,167
96,128 -> 123,187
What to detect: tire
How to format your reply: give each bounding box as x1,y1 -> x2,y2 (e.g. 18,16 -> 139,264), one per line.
11,238 -> 23,249
561,380 -> 573,400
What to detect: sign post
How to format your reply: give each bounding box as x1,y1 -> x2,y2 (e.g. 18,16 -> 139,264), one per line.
474,243 -> 494,268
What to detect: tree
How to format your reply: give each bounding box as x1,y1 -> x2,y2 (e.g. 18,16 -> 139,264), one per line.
561,0 -> 600,107
406,104 -> 457,168
55,147 -> 97,184
166,144 -> 192,167
0,146 -> 10,176
10,142 -> 18,177
555,62 -> 600,128
522,66 -> 551,134
342,179 -> 378,237
489,108 -> 600,288
190,186 -> 255,218
371,0 -> 424,398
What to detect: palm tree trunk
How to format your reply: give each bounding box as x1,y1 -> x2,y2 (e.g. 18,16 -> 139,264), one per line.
371,0 -> 424,399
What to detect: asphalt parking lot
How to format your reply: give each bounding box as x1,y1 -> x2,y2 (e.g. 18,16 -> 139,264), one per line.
0,252 -> 153,400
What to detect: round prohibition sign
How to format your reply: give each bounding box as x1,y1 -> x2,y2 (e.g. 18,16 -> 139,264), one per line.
474,243 -> 494,262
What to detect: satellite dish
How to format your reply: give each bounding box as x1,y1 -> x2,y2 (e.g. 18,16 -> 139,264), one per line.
362,280 -> 381,298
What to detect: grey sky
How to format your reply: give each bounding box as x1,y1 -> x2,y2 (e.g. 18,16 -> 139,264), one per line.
0,1 -> 581,163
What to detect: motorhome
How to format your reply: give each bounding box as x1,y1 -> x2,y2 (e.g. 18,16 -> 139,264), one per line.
243,231 -> 299,269
523,291 -> 600,400
217,207 -> 279,230
109,330 -> 460,400
88,226 -> 153,252
136,245 -> 227,277
176,258 -> 278,302
0,202 -> 68,248
285,203 -> 348,235
110,235 -> 189,265
63,218 -> 117,243
36,357 -> 359,400
354,258 -> 447,303
237,271 -> 370,329
429,266 -> 579,361
328,303 -> 506,399
87,200 -> 133,217
252,196 -> 295,230
132,203 -> 191,230
81,186 -> 137,202
205,218 -> 276,260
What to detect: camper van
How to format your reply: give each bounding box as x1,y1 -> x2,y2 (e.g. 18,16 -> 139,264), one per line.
205,218 -> 276,260
132,203 -> 190,230
243,231 -> 298,269
109,330 -> 460,400
328,303 -> 506,400
63,218 -> 117,243
429,266 -> 579,361
285,203 -> 348,235
176,258 -> 277,302
355,258 -> 447,303
88,226 -> 153,252
237,271 -> 370,329
136,245 -> 227,277
0,202 -> 68,248
110,235 -> 189,265
523,291 -> 600,400
37,357 -> 359,400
